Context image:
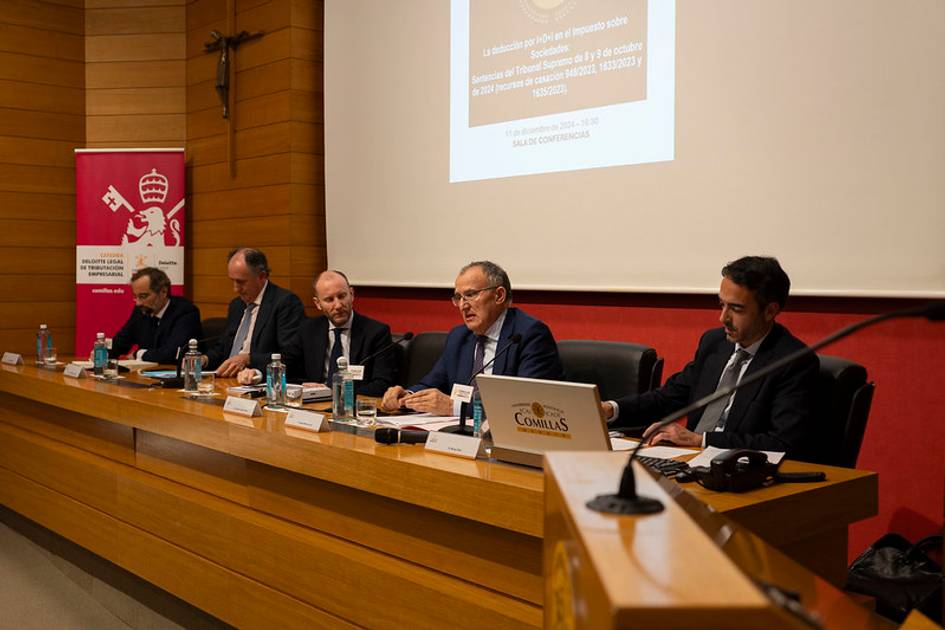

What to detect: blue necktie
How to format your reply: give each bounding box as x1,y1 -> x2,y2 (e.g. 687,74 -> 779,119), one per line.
326,327 -> 344,381
229,303 -> 256,358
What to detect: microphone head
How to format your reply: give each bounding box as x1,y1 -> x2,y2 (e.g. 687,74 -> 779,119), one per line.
374,428 -> 399,444
401,332 -> 415,341
509,333 -> 522,344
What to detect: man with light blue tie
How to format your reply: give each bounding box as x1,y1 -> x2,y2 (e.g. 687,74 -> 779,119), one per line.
204,247 -> 304,377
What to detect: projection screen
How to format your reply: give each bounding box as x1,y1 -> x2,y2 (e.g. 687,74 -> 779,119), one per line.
325,0 -> 945,297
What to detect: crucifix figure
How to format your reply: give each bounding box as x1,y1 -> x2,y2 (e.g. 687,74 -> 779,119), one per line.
204,30 -> 264,119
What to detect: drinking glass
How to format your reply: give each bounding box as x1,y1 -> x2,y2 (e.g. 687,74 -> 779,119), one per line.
43,347 -> 58,367
197,371 -> 215,396
285,384 -> 304,408
356,399 -> 377,426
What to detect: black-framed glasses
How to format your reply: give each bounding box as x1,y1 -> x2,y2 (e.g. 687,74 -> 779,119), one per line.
451,285 -> 498,306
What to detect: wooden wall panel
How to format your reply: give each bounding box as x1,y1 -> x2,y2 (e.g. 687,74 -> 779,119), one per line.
0,1 -> 83,358
188,0 -> 325,317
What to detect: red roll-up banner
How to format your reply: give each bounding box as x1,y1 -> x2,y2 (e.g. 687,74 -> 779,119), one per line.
74,148 -> 186,356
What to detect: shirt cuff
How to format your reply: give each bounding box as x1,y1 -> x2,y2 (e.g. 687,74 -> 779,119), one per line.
452,397 -> 463,417
135,349 -> 147,361
701,432 -> 707,448
605,400 -> 619,423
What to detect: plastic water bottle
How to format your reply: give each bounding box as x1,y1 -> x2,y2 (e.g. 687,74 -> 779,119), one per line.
266,353 -> 286,407
36,324 -> 50,365
182,339 -> 201,392
92,332 -> 107,376
332,356 -> 354,420
472,391 -> 484,438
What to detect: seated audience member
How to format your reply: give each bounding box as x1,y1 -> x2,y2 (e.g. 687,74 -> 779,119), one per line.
381,260 -> 563,415
109,267 -> 201,364
204,247 -> 305,376
604,256 -> 818,458
239,270 -> 397,396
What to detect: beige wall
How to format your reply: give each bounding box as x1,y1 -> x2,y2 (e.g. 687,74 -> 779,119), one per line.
0,0 -> 324,356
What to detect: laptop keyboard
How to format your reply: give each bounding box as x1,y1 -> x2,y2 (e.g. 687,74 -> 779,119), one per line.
637,455 -> 690,478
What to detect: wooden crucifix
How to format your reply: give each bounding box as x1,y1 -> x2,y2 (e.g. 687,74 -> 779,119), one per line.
203,7 -> 264,177
203,29 -> 263,120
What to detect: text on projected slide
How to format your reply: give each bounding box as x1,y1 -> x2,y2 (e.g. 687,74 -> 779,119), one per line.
469,3 -> 646,127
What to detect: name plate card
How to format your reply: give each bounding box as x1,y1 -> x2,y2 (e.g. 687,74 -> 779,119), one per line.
450,383 -> 474,404
347,365 -> 365,381
63,364 -> 87,378
223,395 -> 261,417
426,431 -> 482,460
2,352 -> 24,366
285,409 -> 329,432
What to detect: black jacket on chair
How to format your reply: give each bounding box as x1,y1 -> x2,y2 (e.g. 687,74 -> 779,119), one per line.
611,323 -> 819,458
282,311 -> 397,397
109,296 -> 202,365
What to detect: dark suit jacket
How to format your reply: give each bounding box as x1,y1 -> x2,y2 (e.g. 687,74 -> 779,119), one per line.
281,311 -> 398,396
411,307 -> 563,393
205,281 -> 305,371
109,296 -> 202,365
612,323 -> 819,458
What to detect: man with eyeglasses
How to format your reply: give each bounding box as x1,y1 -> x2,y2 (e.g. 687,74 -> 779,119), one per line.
109,267 -> 202,365
381,261 -> 563,415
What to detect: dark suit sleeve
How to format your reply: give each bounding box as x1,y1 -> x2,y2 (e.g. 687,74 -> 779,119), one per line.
140,303 -> 202,365
357,324 -> 396,397
610,331 -> 713,430
282,318 -> 309,382
515,320 -> 564,381
249,291 -> 304,370
109,310 -> 138,359
704,352 -> 819,456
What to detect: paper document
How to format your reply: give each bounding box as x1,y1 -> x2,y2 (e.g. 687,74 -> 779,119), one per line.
686,446 -> 785,469
377,414 -> 459,429
609,438 -> 697,459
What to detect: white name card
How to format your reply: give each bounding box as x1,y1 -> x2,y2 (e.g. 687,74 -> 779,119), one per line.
223,395 -> 261,417
348,365 -> 365,381
63,364 -> 87,378
285,409 -> 329,432
426,431 -> 482,460
1,352 -> 23,366
450,383 -> 474,404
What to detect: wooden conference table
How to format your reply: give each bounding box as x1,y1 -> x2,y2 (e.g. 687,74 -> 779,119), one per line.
0,363 -> 876,628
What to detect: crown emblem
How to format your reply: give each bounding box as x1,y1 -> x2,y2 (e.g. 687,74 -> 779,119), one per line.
139,168 -> 168,204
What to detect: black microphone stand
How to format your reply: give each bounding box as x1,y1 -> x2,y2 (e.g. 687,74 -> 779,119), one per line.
587,301 -> 944,515
440,334 -> 522,436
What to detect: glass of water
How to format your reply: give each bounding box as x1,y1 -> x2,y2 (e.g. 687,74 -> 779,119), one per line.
44,346 -> 58,367
284,384 -> 304,408
197,371 -> 215,396
356,399 -> 377,427
103,359 -> 119,379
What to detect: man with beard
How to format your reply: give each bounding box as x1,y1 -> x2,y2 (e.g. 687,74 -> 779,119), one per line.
109,267 -> 202,364
603,256 -> 819,459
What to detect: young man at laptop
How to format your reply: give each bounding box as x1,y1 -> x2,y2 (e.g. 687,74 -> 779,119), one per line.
603,256 -> 819,459
380,261 -> 564,415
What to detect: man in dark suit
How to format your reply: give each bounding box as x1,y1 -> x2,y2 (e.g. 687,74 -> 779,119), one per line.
239,270 -> 397,396
204,247 -> 305,376
381,261 -> 563,415
605,256 -> 818,458
109,267 -> 202,365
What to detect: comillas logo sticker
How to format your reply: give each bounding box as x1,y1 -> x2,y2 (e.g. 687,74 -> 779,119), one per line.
513,401 -> 572,439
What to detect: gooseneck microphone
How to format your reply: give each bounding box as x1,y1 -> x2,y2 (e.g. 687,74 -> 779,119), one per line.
374,427 -> 429,445
440,333 -> 523,436
358,332 -> 414,366
587,300 -> 945,515
159,332 -> 225,389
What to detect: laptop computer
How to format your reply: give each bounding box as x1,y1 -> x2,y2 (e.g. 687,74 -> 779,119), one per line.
476,374 -> 613,468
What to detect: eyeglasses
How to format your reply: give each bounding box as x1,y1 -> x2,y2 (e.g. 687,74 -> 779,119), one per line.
451,285 -> 498,306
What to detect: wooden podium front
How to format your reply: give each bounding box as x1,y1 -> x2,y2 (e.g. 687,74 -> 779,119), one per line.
544,452 -> 894,629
